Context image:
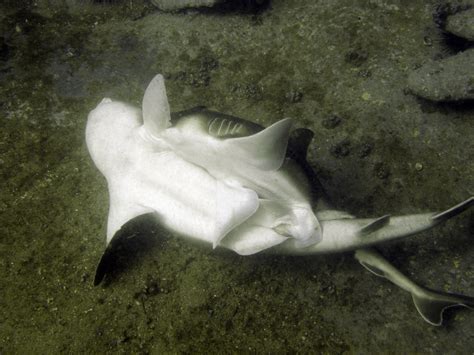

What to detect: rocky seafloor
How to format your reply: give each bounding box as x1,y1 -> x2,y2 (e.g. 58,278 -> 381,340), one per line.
1,0 -> 473,353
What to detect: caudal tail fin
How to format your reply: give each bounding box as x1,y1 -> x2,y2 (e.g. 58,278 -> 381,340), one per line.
412,288 -> 474,326
355,248 -> 474,326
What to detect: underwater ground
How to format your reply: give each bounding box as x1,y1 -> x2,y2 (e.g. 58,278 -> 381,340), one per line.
1,0 -> 473,353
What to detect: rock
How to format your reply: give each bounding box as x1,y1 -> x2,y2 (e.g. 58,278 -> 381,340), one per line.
330,139 -> 351,158
321,115 -> 342,129
374,162 -> 390,180
151,0 -> 224,11
151,0 -> 266,11
445,8 -> 474,41
285,89 -> 303,103
407,48 -> 474,101
358,142 -> 373,158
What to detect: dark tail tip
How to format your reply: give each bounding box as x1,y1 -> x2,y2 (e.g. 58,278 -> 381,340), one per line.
431,197 -> 474,222
412,288 -> 474,326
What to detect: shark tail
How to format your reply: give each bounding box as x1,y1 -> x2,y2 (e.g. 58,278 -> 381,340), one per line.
411,288 -> 474,326
431,196 -> 474,222
355,248 -> 474,326
356,196 -> 474,243
275,197 -> 473,255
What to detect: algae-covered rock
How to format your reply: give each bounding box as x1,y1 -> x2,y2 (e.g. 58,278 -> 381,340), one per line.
151,0 -> 265,11
407,48 -> 474,101
151,0 -> 225,11
445,8 -> 474,40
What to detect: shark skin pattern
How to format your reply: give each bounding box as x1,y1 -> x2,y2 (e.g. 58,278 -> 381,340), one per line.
86,74 -> 474,325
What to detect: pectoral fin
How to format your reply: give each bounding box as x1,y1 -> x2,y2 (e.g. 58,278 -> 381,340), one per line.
95,213 -> 159,286
106,191 -> 154,244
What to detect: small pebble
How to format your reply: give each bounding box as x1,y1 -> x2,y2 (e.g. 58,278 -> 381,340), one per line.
415,162 -> 423,171
81,273 -> 89,283
330,139 -> 351,158
345,49 -> 368,67
361,92 -> 371,101
285,89 -> 303,103
423,36 -> 433,46
374,162 -> 390,180
358,142 -> 373,158
322,115 -> 342,129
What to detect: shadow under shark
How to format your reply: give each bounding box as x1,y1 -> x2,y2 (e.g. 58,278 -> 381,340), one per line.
86,74 -> 474,326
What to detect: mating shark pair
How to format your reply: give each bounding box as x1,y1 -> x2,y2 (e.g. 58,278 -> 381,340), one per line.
86,74 -> 474,326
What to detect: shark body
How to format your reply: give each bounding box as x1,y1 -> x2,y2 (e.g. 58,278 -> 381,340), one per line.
86,74 -> 474,325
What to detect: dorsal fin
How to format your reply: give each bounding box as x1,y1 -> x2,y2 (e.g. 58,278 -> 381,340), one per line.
224,118 -> 293,171
288,128 -> 314,160
357,215 -> 391,236
142,74 -> 171,137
